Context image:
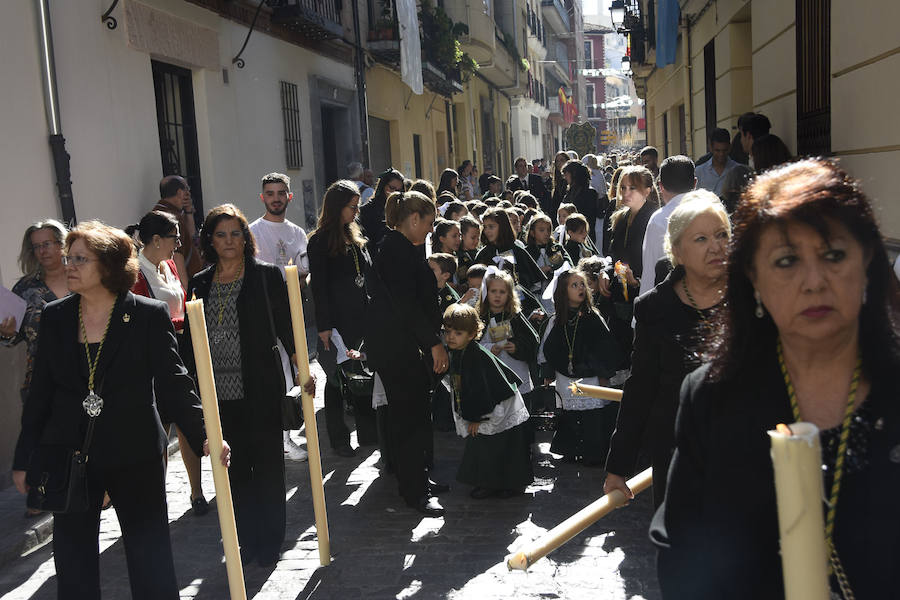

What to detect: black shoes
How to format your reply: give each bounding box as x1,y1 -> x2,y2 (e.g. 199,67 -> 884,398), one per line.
333,446 -> 357,458
191,496 -> 209,516
407,495 -> 445,517
470,487 -> 496,499
427,479 -> 451,495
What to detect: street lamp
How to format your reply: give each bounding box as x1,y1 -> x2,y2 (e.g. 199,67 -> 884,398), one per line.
621,55 -> 631,75
610,0 -> 626,32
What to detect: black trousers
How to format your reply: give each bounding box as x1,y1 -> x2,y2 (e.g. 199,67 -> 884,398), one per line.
379,362 -> 433,503
317,339 -> 353,450
53,456 -> 178,600
550,403 -> 620,463
219,399 -> 286,560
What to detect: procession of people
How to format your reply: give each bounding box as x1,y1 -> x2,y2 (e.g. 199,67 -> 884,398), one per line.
3,131 -> 898,598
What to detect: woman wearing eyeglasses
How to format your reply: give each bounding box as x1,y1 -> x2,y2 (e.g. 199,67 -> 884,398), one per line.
126,211 -> 208,516
360,168 -> 405,248
2,219 -> 69,517
12,221 -> 226,599
1,220 -> 70,404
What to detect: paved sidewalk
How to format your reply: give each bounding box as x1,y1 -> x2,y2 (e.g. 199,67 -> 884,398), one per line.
0,362 -> 661,600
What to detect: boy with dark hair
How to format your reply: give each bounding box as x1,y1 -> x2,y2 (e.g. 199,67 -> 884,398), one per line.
563,213 -> 597,261
639,146 -> 660,177
429,253 -> 461,313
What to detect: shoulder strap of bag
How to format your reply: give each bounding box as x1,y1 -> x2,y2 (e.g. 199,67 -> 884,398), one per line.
259,269 -> 279,353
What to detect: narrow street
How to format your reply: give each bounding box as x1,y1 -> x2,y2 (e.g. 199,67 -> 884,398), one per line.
0,362 -> 660,600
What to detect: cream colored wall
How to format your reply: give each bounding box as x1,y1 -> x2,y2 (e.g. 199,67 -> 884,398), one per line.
830,0 -> 900,240
448,75 -> 511,177
750,0 -> 796,152
366,65 -> 449,183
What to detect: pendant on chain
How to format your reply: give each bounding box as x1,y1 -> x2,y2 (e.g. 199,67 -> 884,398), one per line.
83,390 -> 104,417
355,274 -> 365,288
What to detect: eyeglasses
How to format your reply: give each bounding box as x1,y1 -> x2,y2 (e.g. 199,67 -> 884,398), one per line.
161,234 -> 182,247
62,255 -> 96,268
31,240 -> 61,252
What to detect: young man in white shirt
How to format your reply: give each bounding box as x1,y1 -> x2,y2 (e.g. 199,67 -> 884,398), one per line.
249,172 -> 311,461
639,156 -> 697,298
695,128 -> 739,195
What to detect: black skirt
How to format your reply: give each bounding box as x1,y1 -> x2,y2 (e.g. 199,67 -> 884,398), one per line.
456,422 -> 533,491
550,404 -> 619,462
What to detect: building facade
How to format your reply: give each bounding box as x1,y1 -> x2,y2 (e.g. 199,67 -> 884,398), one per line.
621,0 -> 899,240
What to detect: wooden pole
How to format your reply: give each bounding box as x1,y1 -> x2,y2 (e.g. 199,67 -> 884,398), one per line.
284,265 -> 331,566
569,380 -> 623,402
506,467 -> 652,571
185,298 -> 247,600
768,423 -> 830,600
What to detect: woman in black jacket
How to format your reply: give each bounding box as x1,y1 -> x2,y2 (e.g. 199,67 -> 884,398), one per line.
652,160 -> 900,598
183,204 -> 301,568
12,221 -> 224,600
602,166 -> 660,357
359,168 -> 404,249
561,160 -> 599,241
364,190 -> 449,517
604,191 -> 730,508
308,180 -> 376,456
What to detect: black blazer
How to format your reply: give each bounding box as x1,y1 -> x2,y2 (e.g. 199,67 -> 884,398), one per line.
651,352 -> 900,599
606,200 -> 656,302
307,233 -> 370,347
14,293 -> 204,472
605,268 -> 706,506
364,230 -> 441,371
506,173 -> 549,209
183,259 -> 295,410
359,195 -> 389,249
565,186 -> 600,239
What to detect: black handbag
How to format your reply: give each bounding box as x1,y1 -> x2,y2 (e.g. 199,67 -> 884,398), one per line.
25,415 -> 97,513
260,271 -> 304,430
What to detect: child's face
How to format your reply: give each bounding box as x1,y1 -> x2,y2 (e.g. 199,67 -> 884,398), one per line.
439,225 -> 461,252
566,275 -> 587,307
533,221 -> 551,245
487,279 -> 509,312
508,213 -> 520,233
557,209 -> 571,224
428,260 -> 450,286
483,219 -> 499,244
462,226 -> 480,251
585,273 -> 600,293
444,326 -> 476,350
467,276 -> 483,292
568,227 -> 587,243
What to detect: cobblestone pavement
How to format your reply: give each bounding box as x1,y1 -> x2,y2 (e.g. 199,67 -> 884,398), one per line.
0,362 -> 661,600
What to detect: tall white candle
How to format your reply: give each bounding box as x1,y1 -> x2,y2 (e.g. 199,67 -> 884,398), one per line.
768,422 -> 830,600
185,297 -> 247,600
284,264 -> 331,566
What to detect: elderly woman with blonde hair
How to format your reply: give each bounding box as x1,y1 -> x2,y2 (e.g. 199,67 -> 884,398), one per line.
604,190 -> 731,507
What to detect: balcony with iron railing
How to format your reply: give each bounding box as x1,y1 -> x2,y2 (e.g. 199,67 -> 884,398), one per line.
268,0 -> 343,40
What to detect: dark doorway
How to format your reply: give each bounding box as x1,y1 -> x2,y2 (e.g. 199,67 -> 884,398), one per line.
321,105 -> 341,188
412,134 -> 423,179
368,116 -> 392,177
703,40 -> 717,147
152,60 -> 203,214
796,0 -> 831,155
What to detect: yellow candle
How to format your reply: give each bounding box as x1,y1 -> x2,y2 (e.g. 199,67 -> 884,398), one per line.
284,264 -> 331,566
185,297 -> 247,600
507,467 -> 652,571
768,422 -> 830,600
569,380 -> 623,402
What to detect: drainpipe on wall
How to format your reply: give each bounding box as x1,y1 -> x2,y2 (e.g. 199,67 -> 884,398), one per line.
35,0 -> 76,227
351,0 -> 371,168
681,13 -> 693,158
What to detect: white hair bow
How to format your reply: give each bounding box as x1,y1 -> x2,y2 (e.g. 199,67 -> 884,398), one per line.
438,203 -> 450,216
542,261 -> 574,300
480,265 -> 505,305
